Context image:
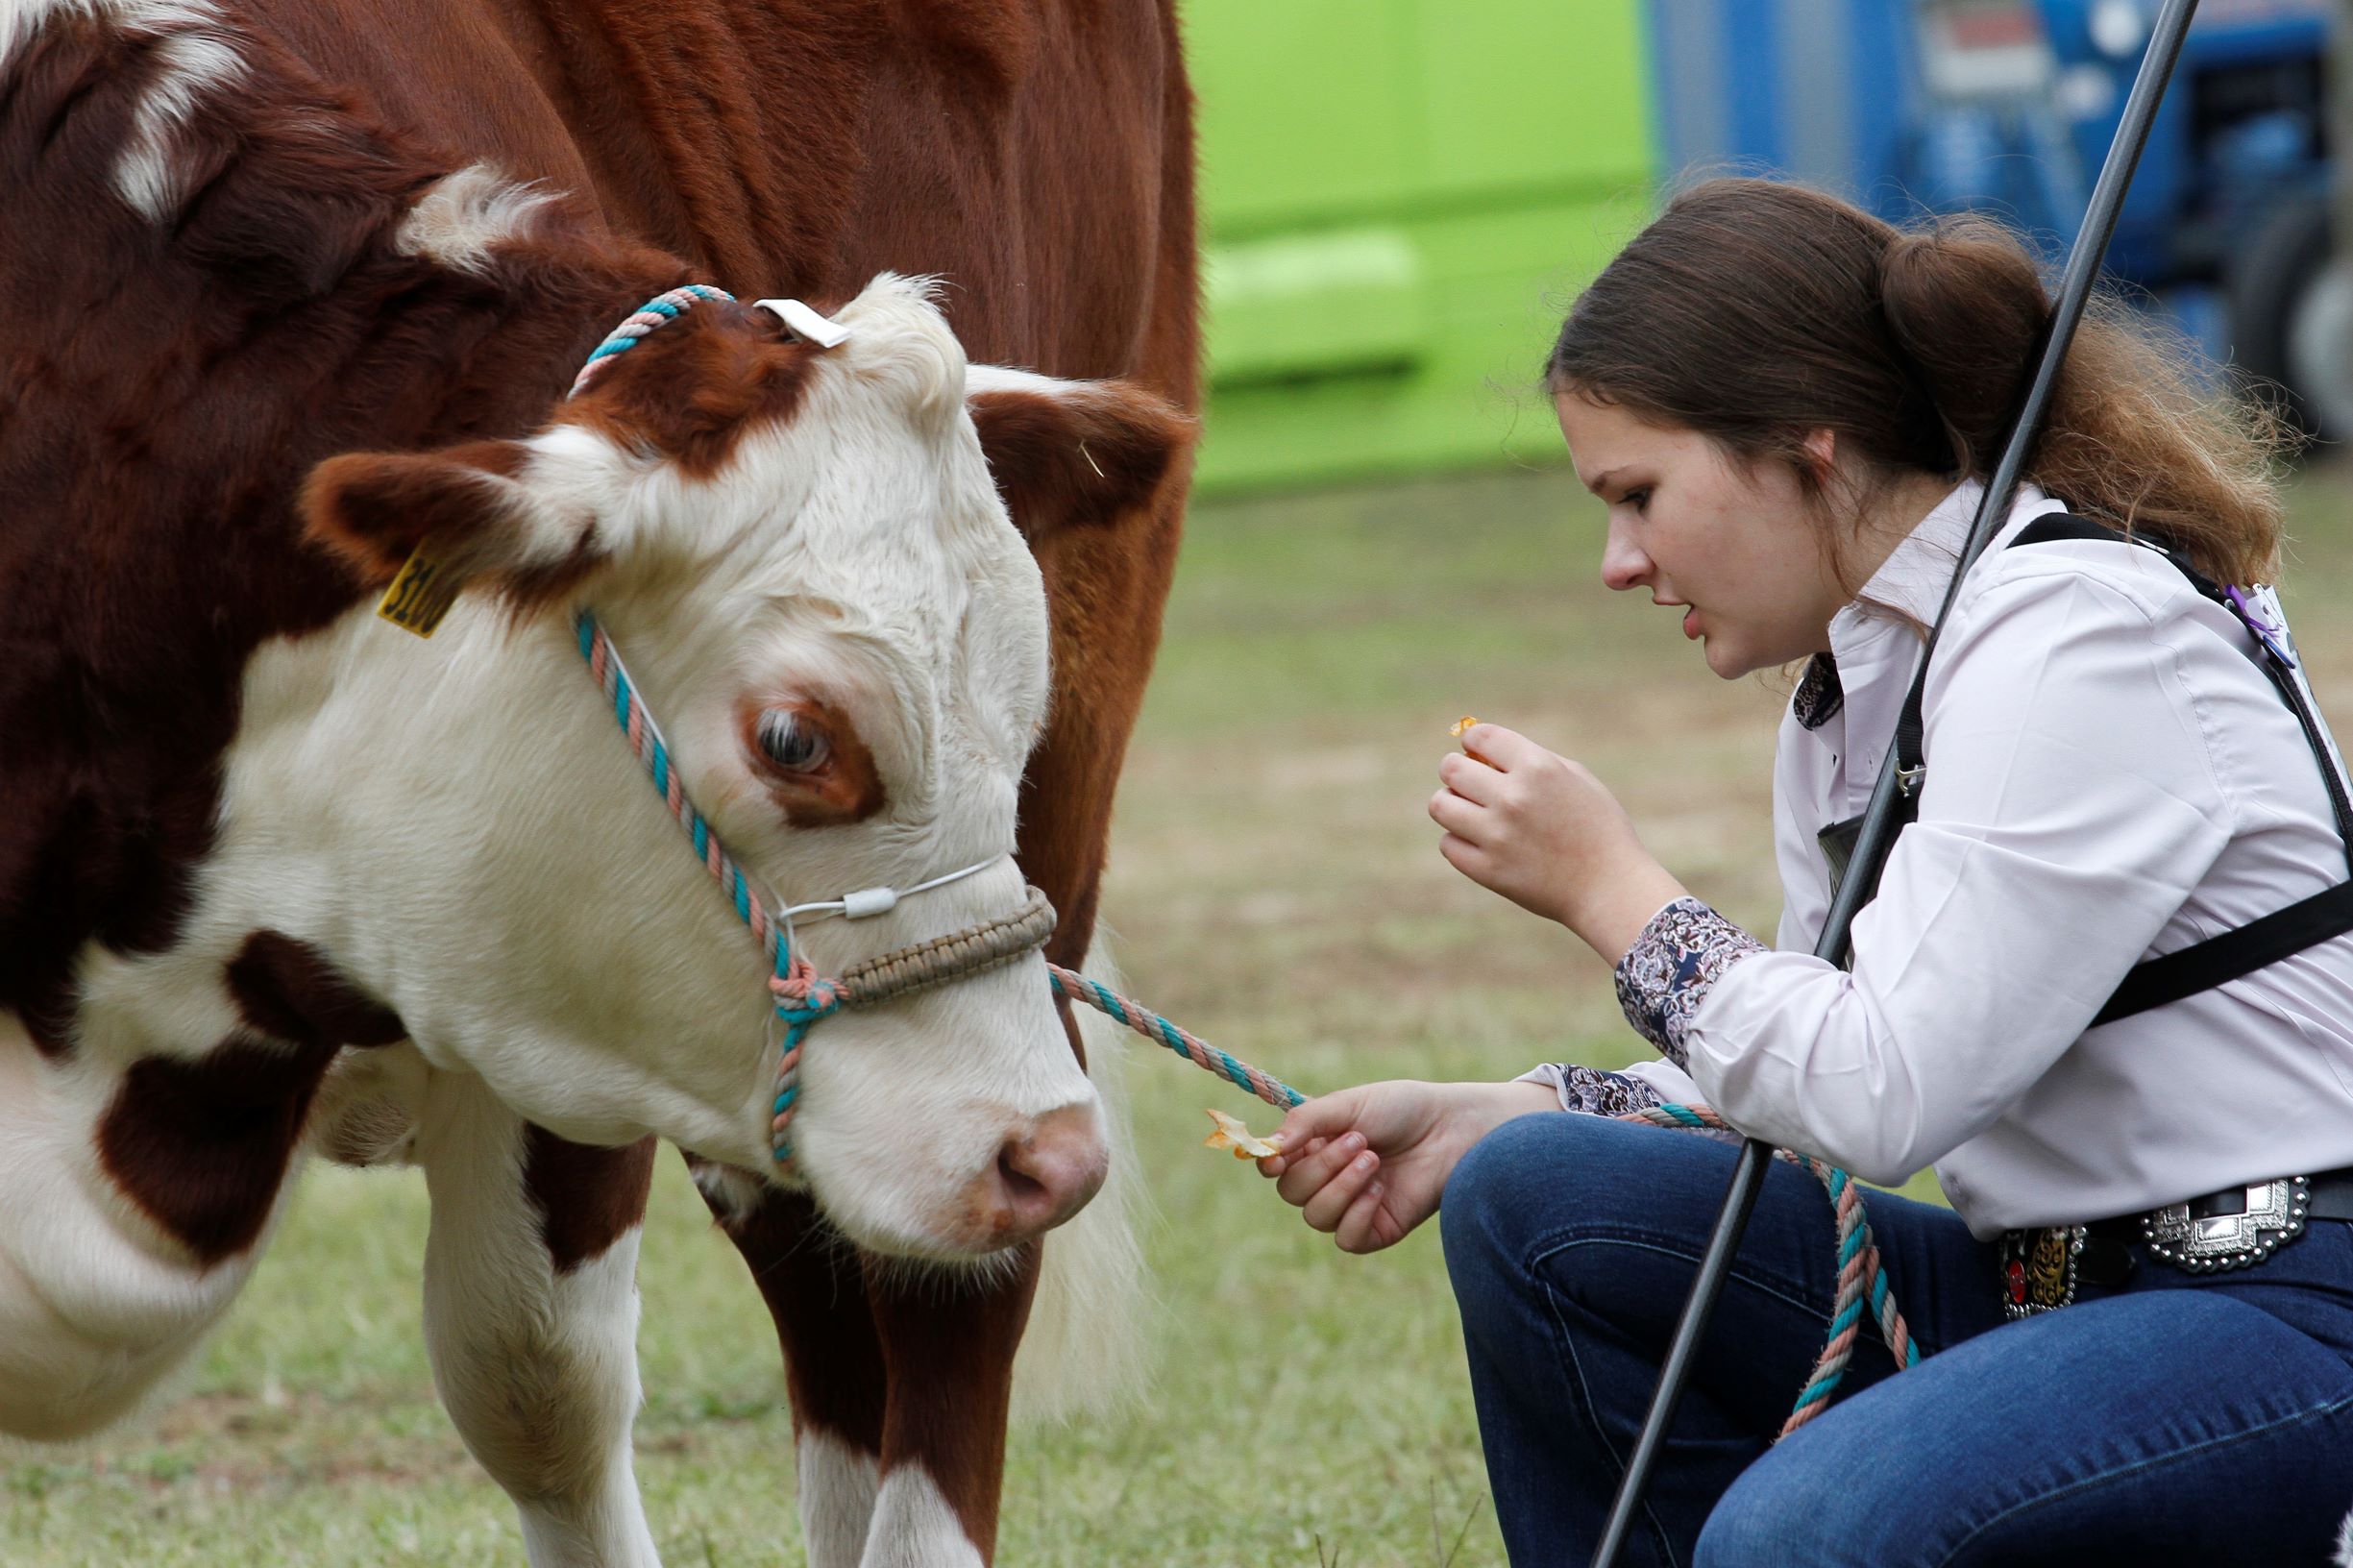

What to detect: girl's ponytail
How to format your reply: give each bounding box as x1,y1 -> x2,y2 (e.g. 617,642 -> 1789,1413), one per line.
1875,222 -> 2047,480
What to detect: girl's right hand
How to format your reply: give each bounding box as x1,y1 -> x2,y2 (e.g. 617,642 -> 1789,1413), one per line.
1256,1079 -> 1559,1254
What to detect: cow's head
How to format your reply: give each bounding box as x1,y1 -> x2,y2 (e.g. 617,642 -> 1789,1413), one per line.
294,275 -> 1189,1262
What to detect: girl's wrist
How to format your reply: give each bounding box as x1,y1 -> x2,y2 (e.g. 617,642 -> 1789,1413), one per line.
1556,856 -> 1687,964
1438,1082 -> 1562,1168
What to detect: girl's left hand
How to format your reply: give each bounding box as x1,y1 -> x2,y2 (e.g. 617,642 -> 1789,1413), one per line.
1430,723 -> 1687,962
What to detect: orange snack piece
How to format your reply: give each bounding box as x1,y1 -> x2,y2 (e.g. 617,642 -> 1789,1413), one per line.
1450,715 -> 1480,737
1203,1106 -> 1282,1160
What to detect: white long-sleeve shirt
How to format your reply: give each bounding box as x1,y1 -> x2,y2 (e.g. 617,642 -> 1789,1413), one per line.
1586,479 -> 2353,1237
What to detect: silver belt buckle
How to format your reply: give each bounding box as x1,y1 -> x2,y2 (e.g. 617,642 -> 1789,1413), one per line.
2141,1177 -> 2310,1273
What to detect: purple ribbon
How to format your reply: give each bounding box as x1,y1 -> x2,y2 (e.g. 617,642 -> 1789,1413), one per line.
2224,584 -> 2297,669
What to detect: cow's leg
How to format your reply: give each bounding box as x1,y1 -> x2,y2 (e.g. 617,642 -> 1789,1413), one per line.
689,1165 -> 889,1568
860,1258 -> 1041,1568
694,1163 -> 1036,1567
414,1073 -> 661,1568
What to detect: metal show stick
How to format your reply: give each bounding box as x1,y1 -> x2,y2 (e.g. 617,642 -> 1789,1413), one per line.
1589,4 -> 2201,1561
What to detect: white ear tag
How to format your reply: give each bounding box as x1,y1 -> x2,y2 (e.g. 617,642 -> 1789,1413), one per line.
753,298 -> 851,349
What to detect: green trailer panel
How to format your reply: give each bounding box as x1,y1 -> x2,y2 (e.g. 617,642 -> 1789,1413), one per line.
1185,0 -> 1654,493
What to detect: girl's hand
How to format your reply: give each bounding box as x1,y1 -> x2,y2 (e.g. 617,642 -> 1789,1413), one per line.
1430,723 -> 1687,962
1255,1079 -> 1557,1254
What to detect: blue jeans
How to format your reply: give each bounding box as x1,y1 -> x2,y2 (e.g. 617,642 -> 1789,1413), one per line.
1441,1113 -> 2353,1567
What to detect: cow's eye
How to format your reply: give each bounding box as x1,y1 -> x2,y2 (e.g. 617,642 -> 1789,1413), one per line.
756,710 -> 831,772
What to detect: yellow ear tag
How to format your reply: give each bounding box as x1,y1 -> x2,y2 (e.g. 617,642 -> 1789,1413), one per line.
375,548 -> 462,638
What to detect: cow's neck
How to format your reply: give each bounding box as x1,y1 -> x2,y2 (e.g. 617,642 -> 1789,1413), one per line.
479,0 -> 895,291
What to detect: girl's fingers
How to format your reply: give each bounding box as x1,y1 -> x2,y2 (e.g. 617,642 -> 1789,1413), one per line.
1463,723 -> 1535,768
1275,1131 -> 1367,1208
1428,789 -> 1483,839
1259,1091 -> 1360,1176
1257,1134 -> 1326,1179
1274,1093 -> 1366,1150
1335,1180 -> 1393,1254
1300,1147 -> 1381,1232
1437,751 -> 1505,804
1436,832 -> 1490,880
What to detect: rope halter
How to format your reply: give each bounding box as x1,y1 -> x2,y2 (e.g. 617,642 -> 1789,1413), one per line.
563,286 -> 1058,1168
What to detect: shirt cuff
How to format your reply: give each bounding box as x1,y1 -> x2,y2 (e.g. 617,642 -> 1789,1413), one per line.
1515,1063 -> 1671,1117
1612,894 -> 1767,1070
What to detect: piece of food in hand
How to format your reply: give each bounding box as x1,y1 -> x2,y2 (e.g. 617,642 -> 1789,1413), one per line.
1450,715 -> 1480,737
1203,1107 -> 1283,1160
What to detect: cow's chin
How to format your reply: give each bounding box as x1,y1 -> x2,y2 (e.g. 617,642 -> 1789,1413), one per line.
684,1156 -> 1027,1281
785,1105 -> 1108,1267
804,1170 -> 1100,1268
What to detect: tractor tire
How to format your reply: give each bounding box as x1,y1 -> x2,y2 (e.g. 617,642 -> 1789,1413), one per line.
2225,191 -> 2342,445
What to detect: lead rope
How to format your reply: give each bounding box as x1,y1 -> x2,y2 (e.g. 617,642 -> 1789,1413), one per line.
1045,965 -> 1307,1109
1618,1104 -> 1920,1435
1046,969 -> 1916,1435
576,609 -> 823,1167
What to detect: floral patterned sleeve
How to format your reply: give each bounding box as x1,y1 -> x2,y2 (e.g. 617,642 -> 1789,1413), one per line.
1612,894 -> 1768,1070
1515,1062 -> 1671,1116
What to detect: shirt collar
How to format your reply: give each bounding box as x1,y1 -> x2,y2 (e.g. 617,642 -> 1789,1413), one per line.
1826,478 -> 2057,656
1797,479 -> 2066,766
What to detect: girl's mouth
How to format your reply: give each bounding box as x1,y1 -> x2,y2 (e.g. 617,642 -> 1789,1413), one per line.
1682,607 -> 1700,640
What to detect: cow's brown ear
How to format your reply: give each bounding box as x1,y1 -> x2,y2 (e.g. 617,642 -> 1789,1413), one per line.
301,439 -> 601,609
966,369 -> 1194,537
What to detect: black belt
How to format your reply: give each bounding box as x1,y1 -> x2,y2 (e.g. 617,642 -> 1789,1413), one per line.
2073,1167 -> 2353,1286
2087,1168 -> 2353,1241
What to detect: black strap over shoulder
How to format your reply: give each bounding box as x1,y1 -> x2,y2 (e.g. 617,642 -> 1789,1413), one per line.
1879,512 -> 2353,1028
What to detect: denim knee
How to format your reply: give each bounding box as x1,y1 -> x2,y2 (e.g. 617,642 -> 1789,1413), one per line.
1441,1112 -> 1627,1306
1694,1462 -> 1852,1568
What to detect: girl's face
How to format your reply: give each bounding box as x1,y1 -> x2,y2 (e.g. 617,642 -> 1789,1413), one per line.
1555,394 -> 1851,680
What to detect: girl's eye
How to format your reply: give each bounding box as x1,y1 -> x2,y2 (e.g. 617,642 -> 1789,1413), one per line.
1623,488 -> 1652,512
756,710 -> 832,772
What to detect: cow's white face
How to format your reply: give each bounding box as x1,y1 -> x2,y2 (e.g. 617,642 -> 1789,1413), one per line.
290,275 -> 1188,1261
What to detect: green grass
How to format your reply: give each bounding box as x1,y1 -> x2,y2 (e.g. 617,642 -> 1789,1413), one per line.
13,460 -> 2353,1564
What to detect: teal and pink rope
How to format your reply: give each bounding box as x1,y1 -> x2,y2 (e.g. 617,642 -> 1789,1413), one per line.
576,608 -> 831,1165
1045,966 -> 1305,1109
1618,1102 -> 1920,1436
569,284 -> 735,398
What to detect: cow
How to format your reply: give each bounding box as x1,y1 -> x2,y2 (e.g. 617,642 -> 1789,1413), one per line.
0,0 -> 1198,1563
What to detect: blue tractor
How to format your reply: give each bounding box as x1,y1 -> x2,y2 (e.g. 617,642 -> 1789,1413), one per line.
1647,0 -> 2341,433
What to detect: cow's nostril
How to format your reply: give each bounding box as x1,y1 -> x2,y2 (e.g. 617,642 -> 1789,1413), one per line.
996,1144 -> 1051,1209
984,1106 -> 1107,1241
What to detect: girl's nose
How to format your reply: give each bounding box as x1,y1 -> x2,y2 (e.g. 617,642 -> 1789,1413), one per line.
1600,518 -> 1650,593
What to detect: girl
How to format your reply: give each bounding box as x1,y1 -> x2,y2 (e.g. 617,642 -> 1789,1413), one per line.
1258,179 -> 2353,1565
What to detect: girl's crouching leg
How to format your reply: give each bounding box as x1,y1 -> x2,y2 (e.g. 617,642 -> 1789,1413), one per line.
1442,1111 -> 1757,1568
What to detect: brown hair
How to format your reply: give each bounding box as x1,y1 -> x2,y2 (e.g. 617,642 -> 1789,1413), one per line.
1544,178 -> 2288,587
